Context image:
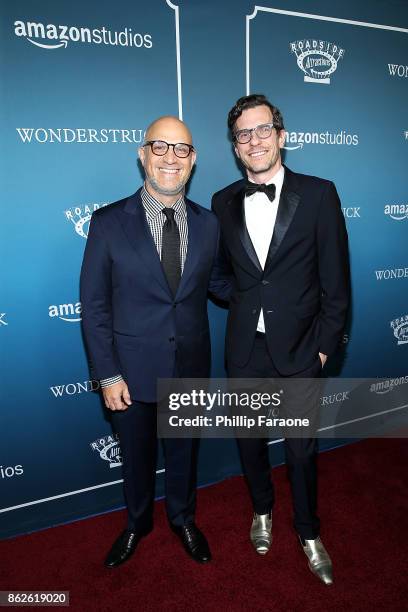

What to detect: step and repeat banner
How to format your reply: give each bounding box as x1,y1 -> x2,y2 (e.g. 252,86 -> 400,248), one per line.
1,0 -> 407,538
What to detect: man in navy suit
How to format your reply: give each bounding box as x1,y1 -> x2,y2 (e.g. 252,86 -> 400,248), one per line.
212,95 -> 350,584
81,116 -> 229,568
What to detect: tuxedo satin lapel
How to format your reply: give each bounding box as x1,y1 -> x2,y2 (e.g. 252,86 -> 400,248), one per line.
175,201 -> 200,299
120,190 -> 171,295
265,172 -> 300,270
228,189 -> 262,275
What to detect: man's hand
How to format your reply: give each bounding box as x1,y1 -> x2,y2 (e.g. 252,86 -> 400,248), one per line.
319,352 -> 328,368
102,381 -> 132,411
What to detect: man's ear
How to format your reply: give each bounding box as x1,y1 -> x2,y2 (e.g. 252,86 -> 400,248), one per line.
234,145 -> 241,160
138,146 -> 145,166
278,130 -> 286,149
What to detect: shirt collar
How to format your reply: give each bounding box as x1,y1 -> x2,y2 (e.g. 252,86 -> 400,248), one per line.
266,165 -> 284,190
141,185 -> 186,220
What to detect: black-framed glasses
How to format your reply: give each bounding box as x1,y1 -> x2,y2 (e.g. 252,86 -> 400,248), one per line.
233,123 -> 274,144
143,140 -> 195,158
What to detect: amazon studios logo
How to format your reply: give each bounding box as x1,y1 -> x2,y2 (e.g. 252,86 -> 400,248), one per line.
91,434 -> 122,468
284,130 -> 358,151
14,20 -> 152,50
290,39 -> 345,84
384,203 -> 408,221
1,464 -> 24,480
390,315 -> 408,346
370,376 -> 408,395
65,202 -> 110,239
49,302 -> 82,322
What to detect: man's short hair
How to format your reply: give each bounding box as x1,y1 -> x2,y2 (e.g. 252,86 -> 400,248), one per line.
227,94 -> 285,135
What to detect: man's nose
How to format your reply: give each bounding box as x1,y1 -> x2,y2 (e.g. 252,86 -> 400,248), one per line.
249,129 -> 261,145
163,145 -> 177,163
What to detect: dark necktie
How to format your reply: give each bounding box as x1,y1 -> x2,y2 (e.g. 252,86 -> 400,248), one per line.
161,207 -> 181,297
245,182 -> 276,202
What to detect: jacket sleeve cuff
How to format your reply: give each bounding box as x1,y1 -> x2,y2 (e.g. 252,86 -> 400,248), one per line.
100,374 -> 124,388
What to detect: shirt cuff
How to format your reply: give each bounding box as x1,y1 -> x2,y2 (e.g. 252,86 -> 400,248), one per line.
100,375 -> 124,388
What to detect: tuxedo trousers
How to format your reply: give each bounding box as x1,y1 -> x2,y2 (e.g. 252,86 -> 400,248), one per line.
111,400 -> 198,534
228,335 -> 322,540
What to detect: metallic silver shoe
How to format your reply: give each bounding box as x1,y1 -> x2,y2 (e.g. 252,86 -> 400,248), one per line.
299,536 -> 333,585
250,512 -> 272,555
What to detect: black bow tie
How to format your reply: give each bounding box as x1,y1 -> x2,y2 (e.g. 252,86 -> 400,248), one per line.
245,182 -> 276,202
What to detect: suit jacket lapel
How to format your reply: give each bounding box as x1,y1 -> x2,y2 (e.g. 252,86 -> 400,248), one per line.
228,188 -> 262,275
265,167 -> 301,271
120,189 -> 171,295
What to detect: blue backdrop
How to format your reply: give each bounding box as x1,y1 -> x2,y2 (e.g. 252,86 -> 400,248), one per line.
1,0 -> 407,538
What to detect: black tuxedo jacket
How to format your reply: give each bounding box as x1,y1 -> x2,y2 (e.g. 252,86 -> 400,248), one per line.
212,166 -> 350,374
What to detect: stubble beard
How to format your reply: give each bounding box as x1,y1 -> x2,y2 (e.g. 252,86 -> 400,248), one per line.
243,148 -> 280,176
146,174 -> 186,197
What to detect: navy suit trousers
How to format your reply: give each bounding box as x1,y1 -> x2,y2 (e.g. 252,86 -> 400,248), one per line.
111,401 -> 198,533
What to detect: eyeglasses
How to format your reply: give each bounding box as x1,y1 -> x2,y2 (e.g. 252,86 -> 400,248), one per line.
143,140 -> 195,158
233,123 -> 275,144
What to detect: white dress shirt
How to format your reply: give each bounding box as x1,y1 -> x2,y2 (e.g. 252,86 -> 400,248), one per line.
244,165 -> 285,333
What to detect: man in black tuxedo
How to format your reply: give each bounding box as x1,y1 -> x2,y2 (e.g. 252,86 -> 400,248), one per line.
81,116 -> 230,568
212,94 -> 349,584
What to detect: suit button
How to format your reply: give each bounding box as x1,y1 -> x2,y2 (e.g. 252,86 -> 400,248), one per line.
169,337 -> 175,342
262,280 -> 269,285
252,309 -> 257,315
173,303 -> 177,308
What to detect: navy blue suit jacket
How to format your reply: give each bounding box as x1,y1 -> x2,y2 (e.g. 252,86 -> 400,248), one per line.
80,188 -> 229,402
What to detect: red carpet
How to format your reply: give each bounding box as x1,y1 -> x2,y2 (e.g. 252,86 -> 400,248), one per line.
1,438 -> 407,611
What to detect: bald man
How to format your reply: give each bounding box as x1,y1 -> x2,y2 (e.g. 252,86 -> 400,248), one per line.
80,116 -> 230,568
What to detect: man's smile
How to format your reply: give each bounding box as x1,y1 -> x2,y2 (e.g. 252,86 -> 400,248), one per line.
158,167 -> 181,175
248,149 -> 268,158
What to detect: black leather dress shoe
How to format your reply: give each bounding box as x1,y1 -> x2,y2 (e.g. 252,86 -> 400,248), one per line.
171,523 -> 212,563
104,529 -> 147,568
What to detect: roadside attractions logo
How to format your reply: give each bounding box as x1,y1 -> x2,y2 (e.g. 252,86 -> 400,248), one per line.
14,20 -> 152,50
384,203 -> 408,221
65,202 -> 110,239
290,39 -> 345,84
283,130 -> 358,151
91,434 -> 122,468
48,302 -> 82,322
390,315 -> 408,346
